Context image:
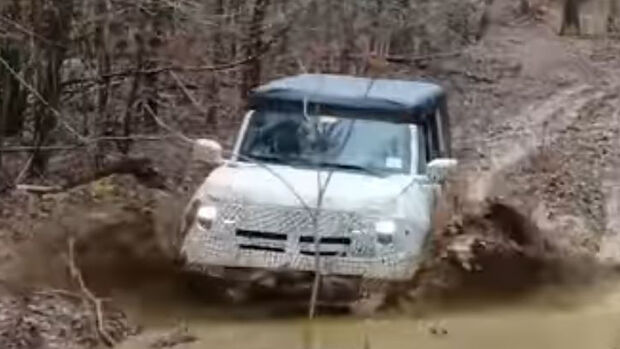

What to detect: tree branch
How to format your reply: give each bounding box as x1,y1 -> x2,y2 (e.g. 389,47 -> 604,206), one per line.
0,55 -> 88,143
347,50 -> 463,64
142,103 -> 314,213
66,237 -> 116,347
62,32 -> 284,87
0,135 -> 170,153
61,0 -> 305,87
0,15 -> 68,49
169,70 -> 209,117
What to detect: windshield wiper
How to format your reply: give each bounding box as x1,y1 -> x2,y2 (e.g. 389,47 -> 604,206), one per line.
317,162 -> 383,176
246,155 -> 383,176
245,154 -> 287,165
246,154 -> 311,168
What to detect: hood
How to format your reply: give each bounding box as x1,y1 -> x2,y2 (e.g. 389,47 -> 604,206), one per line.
198,163 -> 427,217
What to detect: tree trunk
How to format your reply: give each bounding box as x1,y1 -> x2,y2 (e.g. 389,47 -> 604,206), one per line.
560,0 -> 581,35
30,0 -> 73,175
119,50 -> 142,155
0,84 -> 5,171
206,0 -> 224,128
241,0 -> 270,99
1,1 -> 27,138
117,7 -> 146,155
609,0 -> 620,32
94,0 -> 112,168
519,0 -> 531,15
0,48 -> 17,170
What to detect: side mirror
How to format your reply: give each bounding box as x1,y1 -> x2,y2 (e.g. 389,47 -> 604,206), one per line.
427,158 -> 458,183
192,139 -> 224,165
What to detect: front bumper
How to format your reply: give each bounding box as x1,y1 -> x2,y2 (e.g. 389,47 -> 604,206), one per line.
180,202 -> 423,280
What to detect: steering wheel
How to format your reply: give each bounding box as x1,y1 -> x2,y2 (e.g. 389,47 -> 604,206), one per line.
269,120 -> 302,155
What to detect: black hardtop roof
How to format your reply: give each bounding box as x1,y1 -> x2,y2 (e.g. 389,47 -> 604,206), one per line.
249,74 -> 445,122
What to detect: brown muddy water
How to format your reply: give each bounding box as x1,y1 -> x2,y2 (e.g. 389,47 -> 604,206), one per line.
114,275 -> 620,349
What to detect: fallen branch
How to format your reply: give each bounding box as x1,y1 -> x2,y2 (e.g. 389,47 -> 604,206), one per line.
143,103 -> 313,213
13,154 -> 34,185
66,237 -> 117,347
16,184 -> 63,193
0,55 -> 88,143
461,71 -> 496,83
169,70 -> 210,117
143,104 -> 195,145
148,324 -> 197,349
63,156 -> 163,189
347,51 -> 463,64
0,135 -> 170,153
0,15 -> 68,49
0,145 -> 81,152
33,289 -> 89,300
443,68 -> 496,83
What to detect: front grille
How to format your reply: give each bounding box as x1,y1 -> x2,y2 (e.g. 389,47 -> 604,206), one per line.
236,229 -> 287,241
299,236 -> 351,245
218,202 -> 373,257
235,228 -> 288,253
239,244 -> 285,253
300,250 -> 343,257
298,235 -> 351,257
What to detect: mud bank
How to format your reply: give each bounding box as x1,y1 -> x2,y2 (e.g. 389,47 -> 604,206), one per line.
0,283 -> 135,349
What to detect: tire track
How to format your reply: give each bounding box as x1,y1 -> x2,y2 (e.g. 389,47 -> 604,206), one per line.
597,99 -> 620,264
465,84 -> 605,203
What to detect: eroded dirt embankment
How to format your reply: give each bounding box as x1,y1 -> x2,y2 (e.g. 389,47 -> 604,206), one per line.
0,175 -> 170,349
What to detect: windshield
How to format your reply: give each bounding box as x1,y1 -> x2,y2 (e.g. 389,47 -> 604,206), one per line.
238,110 -> 413,175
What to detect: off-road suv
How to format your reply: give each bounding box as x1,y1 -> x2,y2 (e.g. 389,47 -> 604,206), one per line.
179,74 -> 456,302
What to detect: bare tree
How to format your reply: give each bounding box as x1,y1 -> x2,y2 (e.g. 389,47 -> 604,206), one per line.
0,1 -> 28,171
30,0 -> 73,174
609,0 -> 620,32
560,0 -> 582,35
241,0 -> 271,98
205,0 -> 224,128
0,0 -> 488,184
94,0 -> 113,167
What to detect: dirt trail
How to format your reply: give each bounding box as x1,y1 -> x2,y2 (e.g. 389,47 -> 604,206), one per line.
421,0 -> 620,300
462,0 -> 619,201
448,0 -> 620,260
465,84 -> 604,202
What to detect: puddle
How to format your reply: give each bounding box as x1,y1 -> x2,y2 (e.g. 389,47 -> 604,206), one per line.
115,277 -> 620,349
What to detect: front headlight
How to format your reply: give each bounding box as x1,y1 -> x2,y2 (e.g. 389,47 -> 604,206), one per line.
375,219 -> 396,245
196,205 -> 217,230
374,220 -> 396,234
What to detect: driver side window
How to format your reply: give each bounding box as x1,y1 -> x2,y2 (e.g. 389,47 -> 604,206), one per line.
425,114 -> 441,161
417,112 -> 441,174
